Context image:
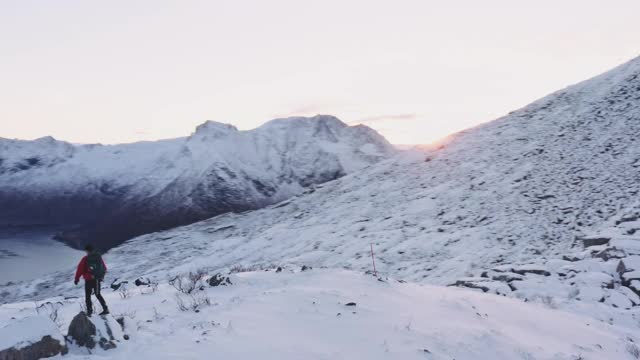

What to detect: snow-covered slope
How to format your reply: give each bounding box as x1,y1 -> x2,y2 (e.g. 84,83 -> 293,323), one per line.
92,55 -> 640,278
2,269 -> 639,360
4,55 -> 640,327
0,115 -> 394,249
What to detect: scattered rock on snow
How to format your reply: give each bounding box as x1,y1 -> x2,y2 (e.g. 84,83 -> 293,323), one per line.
0,316 -> 67,360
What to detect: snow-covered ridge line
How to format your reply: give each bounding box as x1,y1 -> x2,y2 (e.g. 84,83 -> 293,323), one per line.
0,115 -> 396,250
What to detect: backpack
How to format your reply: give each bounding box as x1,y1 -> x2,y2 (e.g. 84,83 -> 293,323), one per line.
86,253 -> 106,280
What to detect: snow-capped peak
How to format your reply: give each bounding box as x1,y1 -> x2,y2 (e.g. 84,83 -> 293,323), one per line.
191,120 -> 239,139
0,116 -> 396,250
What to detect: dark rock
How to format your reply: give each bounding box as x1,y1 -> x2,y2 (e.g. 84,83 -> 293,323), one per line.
276,267 -> 282,273
67,312 -> 122,350
67,312 -> 96,348
451,280 -> 490,293
628,282 -> 640,296
491,273 -> 524,282
577,236 -> 610,248
110,279 -> 128,291
593,247 -> 626,261
134,278 -> 150,287
301,265 -> 312,271
621,271 -> 640,284
512,268 -> 551,277
0,317 -> 67,360
345,302 -> 357,306
207,273 -> 232,287
0,335 -> 68,360
616,215 -> 639,225
617,260 -> 627,275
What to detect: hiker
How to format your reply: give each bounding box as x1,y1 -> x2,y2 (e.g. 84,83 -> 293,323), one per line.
74,244 -> 109,316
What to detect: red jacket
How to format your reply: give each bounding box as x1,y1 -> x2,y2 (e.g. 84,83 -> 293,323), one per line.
75,255 -> 107,282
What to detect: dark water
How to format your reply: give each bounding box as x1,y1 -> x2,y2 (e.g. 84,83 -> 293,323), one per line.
0,226 -> 82,284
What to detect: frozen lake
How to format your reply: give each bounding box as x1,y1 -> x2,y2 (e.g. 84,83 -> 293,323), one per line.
0,226 -> 83,284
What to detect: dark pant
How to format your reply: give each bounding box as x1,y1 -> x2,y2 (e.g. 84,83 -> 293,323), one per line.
84,279 -> 107,314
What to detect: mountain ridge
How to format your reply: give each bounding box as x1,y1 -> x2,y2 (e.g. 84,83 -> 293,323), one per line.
0,115 -> 395,250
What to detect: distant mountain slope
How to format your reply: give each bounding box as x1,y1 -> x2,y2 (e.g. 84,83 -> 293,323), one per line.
0,115 -> 395,250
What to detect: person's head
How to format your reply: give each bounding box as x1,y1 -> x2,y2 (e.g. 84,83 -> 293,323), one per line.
84,244 -> 94,254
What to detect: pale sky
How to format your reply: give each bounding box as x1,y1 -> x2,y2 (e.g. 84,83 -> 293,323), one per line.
1,0 -> 639,145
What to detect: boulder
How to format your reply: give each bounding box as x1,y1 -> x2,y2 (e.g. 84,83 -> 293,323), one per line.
577,236 -> 610,248
450,278 -> 511,295
134,278 -> 150,286
572,271 -> 615,289
562,255 -> 584,262
621,256 -> 640,272
606,291 -> 634,309
490,272 -> 524,282
67,312 -> 124,350
491,265 -> 514,273
451,280 -> 490,293
619,286 -> 640,305
617,260 -> 627,275
621,271 -> 640,285
110,279 -> 128,291
0,316 -> 67,360
576,286 -> 605,302
629,280 -> 640,296
207,273 -> 232,287
593,247 -> 626,261
513,265 -> 551,277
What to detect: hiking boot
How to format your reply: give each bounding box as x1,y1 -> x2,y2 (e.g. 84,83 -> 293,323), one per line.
99,309 -> 110,316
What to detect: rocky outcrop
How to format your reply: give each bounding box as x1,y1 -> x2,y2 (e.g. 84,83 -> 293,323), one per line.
67,312 -> 124,350
0,316 -> 67,360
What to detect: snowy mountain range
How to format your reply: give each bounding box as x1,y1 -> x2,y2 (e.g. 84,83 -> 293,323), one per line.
5,55 -> 640,318
0,115 -> 394,249
3,56 -> 640,359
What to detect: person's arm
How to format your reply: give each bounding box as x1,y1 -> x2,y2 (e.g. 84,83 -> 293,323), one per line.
74,257 -> 86,283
